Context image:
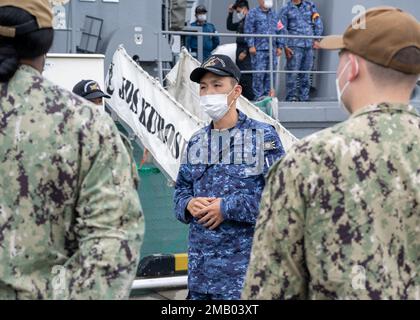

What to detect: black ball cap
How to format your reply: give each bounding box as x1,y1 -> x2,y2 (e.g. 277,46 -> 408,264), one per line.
190,54 -> 241,84
72,80 -> 111,100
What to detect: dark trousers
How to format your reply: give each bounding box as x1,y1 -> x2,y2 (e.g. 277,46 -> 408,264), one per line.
236,47 -> 255,101
251,50 -> 278,100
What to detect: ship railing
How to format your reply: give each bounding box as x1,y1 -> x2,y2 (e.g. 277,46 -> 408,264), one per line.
156,30 -> 337,97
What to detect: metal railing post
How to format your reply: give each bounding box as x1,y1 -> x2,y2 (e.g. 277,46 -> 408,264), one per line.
198,27 -> 204,62
269,35 -> 274,93
70,0 -> 77,53
157,31 -> 163,85
182,26 -> 204,62
165,0 -> 170,31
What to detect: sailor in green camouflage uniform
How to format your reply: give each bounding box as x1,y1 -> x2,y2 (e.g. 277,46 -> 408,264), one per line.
0,0 -> 144,300
243,7 -> 420,300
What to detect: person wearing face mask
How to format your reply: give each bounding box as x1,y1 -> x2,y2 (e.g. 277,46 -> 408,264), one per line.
186,5 -> 220,62
245,0 -> 285,101
0,0 -> 144,300
243,7 -> 420,300
278,0 -> 324,102
174,54 -> 285,300
226,0 -> 254,101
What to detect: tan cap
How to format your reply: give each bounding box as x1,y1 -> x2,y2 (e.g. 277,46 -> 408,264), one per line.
0,0 -> 53,38
319,6 -> 420,75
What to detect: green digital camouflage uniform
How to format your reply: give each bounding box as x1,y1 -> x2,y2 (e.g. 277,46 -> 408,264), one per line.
243,102 -> 420,300
0,65 -> 144,300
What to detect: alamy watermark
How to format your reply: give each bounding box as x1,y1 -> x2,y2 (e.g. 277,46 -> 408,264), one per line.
352,5 -> 367,30
181,129 -> 267,176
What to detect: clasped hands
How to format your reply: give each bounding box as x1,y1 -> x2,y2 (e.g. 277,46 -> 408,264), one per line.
187,197 -> 224,230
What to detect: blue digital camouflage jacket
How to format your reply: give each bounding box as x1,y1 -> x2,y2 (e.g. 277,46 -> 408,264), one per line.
245,7 -> 284,51
278,0 -> 324,48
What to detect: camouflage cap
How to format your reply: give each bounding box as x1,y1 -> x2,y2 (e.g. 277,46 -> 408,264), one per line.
319,6 -> 420,75
0,0 -> 53,38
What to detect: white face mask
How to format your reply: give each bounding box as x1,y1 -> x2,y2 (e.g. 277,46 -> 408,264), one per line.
264,0 -> 274,9
197,14 -> 207,22
200,87 -> 237,122
336,59 -> 358,114
237,11 -> 245,20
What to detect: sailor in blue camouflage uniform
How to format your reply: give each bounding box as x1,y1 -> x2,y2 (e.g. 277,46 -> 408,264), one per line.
279,0 -> 323,102
173,55 -> 285,300
245,0 -> 284,101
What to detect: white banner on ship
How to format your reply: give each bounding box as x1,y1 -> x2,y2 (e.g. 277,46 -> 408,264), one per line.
105,46 -> 206,181
166,48 -> 299,151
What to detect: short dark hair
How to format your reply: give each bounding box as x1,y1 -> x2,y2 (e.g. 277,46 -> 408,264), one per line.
235,1 -> 249,9
340,48 -> 418,89
366,47 -> 420,88
0,6 -> 54,82
195,5 -> 207,14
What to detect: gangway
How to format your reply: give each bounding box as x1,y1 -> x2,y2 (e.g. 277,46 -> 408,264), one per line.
106,46 -> 298,184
